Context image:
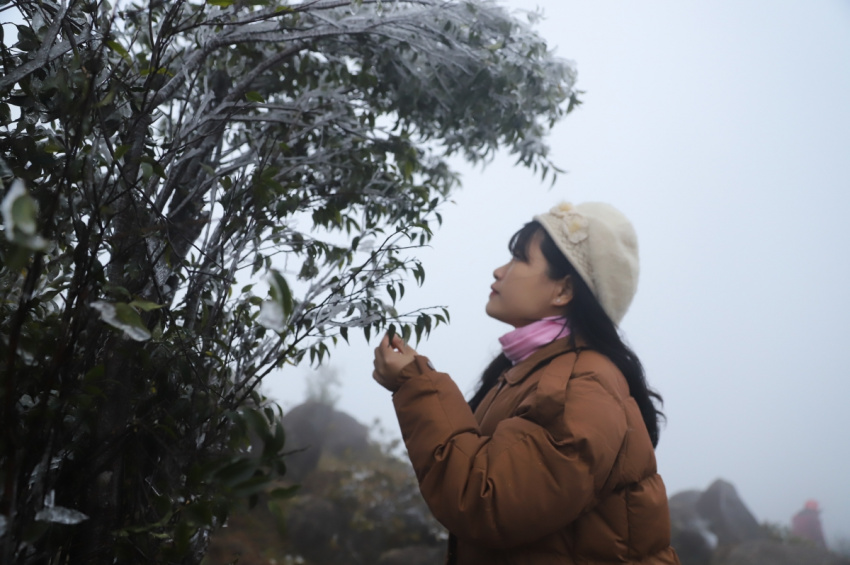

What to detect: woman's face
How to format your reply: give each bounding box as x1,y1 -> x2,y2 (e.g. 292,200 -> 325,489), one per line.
485,232 -> 571,327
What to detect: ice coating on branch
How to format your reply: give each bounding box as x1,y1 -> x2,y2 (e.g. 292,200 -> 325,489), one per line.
34,491 -> 89,525
90,301 -> 152,342
258,300 -> 286,332
35,506 -> 90,525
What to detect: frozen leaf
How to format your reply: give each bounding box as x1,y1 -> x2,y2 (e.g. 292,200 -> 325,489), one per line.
90,301 -> 152,341
257,300 -> 285,333
268,270 -> 293,318
2,179 -> 37,236
35,506 -> 89,525
1,179 -> 46,249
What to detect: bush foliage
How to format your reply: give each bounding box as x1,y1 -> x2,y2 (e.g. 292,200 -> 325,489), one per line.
0,0 -> 577,562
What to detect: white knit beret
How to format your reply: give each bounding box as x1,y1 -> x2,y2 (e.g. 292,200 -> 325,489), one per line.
534,202 -> 639,326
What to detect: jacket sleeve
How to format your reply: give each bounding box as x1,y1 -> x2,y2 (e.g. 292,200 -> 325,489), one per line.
391,355 -> 628,549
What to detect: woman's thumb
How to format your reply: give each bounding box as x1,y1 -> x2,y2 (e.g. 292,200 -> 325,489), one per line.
391,334 -> 406,351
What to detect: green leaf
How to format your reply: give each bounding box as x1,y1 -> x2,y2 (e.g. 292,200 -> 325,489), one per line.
114,145 -> 131,160
140,156 -> 167,179
268,269 -> 293,317
95,88 -> 116,108
214,458 -> 256,487
208,0 -> 234,6
245,91 -> 265,103
103,284 -> 132,300
242,408 -> 271,442
129,299 -> 164,311
3,243 -> 33,271
269,485 -> 300,500
106,40 -> 131,62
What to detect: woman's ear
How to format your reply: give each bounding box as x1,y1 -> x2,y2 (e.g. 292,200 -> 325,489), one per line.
552,276 -> 573,308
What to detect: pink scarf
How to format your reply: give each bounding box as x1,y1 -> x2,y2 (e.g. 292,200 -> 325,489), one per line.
498,316 -> 570,364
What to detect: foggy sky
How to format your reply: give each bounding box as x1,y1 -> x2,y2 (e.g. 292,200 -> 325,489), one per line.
265,1 -> 850,544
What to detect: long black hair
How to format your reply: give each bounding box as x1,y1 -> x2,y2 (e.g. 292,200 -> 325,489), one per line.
469,221 -> 665,448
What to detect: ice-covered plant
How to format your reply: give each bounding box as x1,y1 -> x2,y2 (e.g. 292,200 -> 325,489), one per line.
0,0 -> 578,562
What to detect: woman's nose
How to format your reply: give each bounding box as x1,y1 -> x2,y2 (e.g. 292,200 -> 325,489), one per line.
493,263 -> 507,280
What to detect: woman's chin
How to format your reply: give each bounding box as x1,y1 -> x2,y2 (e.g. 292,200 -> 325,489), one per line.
484,306 -> 513,327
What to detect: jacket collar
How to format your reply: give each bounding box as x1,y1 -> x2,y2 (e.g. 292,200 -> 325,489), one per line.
502,336 -> 583,386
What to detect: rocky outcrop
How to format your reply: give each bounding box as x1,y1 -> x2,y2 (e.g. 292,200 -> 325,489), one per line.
695,479 -> 763,546
280,402 -> 445,564
669,489 -> 716,565
716,539 -> 850,565
286,494 -> 348,564
670,479 -> 849,565
207,401 -> 446,565
670,480 -> 766,565
281,400 -> 372,481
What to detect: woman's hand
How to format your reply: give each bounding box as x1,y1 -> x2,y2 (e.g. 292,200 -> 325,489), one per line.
373,333 -> 418,392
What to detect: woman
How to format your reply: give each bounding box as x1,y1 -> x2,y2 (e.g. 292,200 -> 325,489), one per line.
373,202 -> 680,564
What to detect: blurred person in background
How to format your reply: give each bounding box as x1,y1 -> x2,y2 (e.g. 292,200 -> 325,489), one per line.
791,500 -> 826,547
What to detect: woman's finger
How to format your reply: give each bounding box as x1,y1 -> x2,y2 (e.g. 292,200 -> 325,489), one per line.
374,339 -> 389,362
390,335 -> 405,351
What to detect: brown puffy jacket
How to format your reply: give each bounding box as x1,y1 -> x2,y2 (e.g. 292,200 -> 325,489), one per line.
392,338 -> 680,564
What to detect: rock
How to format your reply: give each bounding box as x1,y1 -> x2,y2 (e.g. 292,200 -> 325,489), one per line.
716,539 -> 850,565
282,401 -> 371,480
695,479 -> 763,546
285,494 -> 348,564
322,408 -> 372,458
670,490 -> 716,565
670,490 -> 704,523
378,545 -> 445,565
672,529 -> 714,565
669,479 -> 768,564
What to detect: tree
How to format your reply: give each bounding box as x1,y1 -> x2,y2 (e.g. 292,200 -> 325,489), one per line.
0,0 -> 578,562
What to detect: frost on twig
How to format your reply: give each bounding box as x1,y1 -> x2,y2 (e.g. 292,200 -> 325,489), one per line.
34,492 -> 89,525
